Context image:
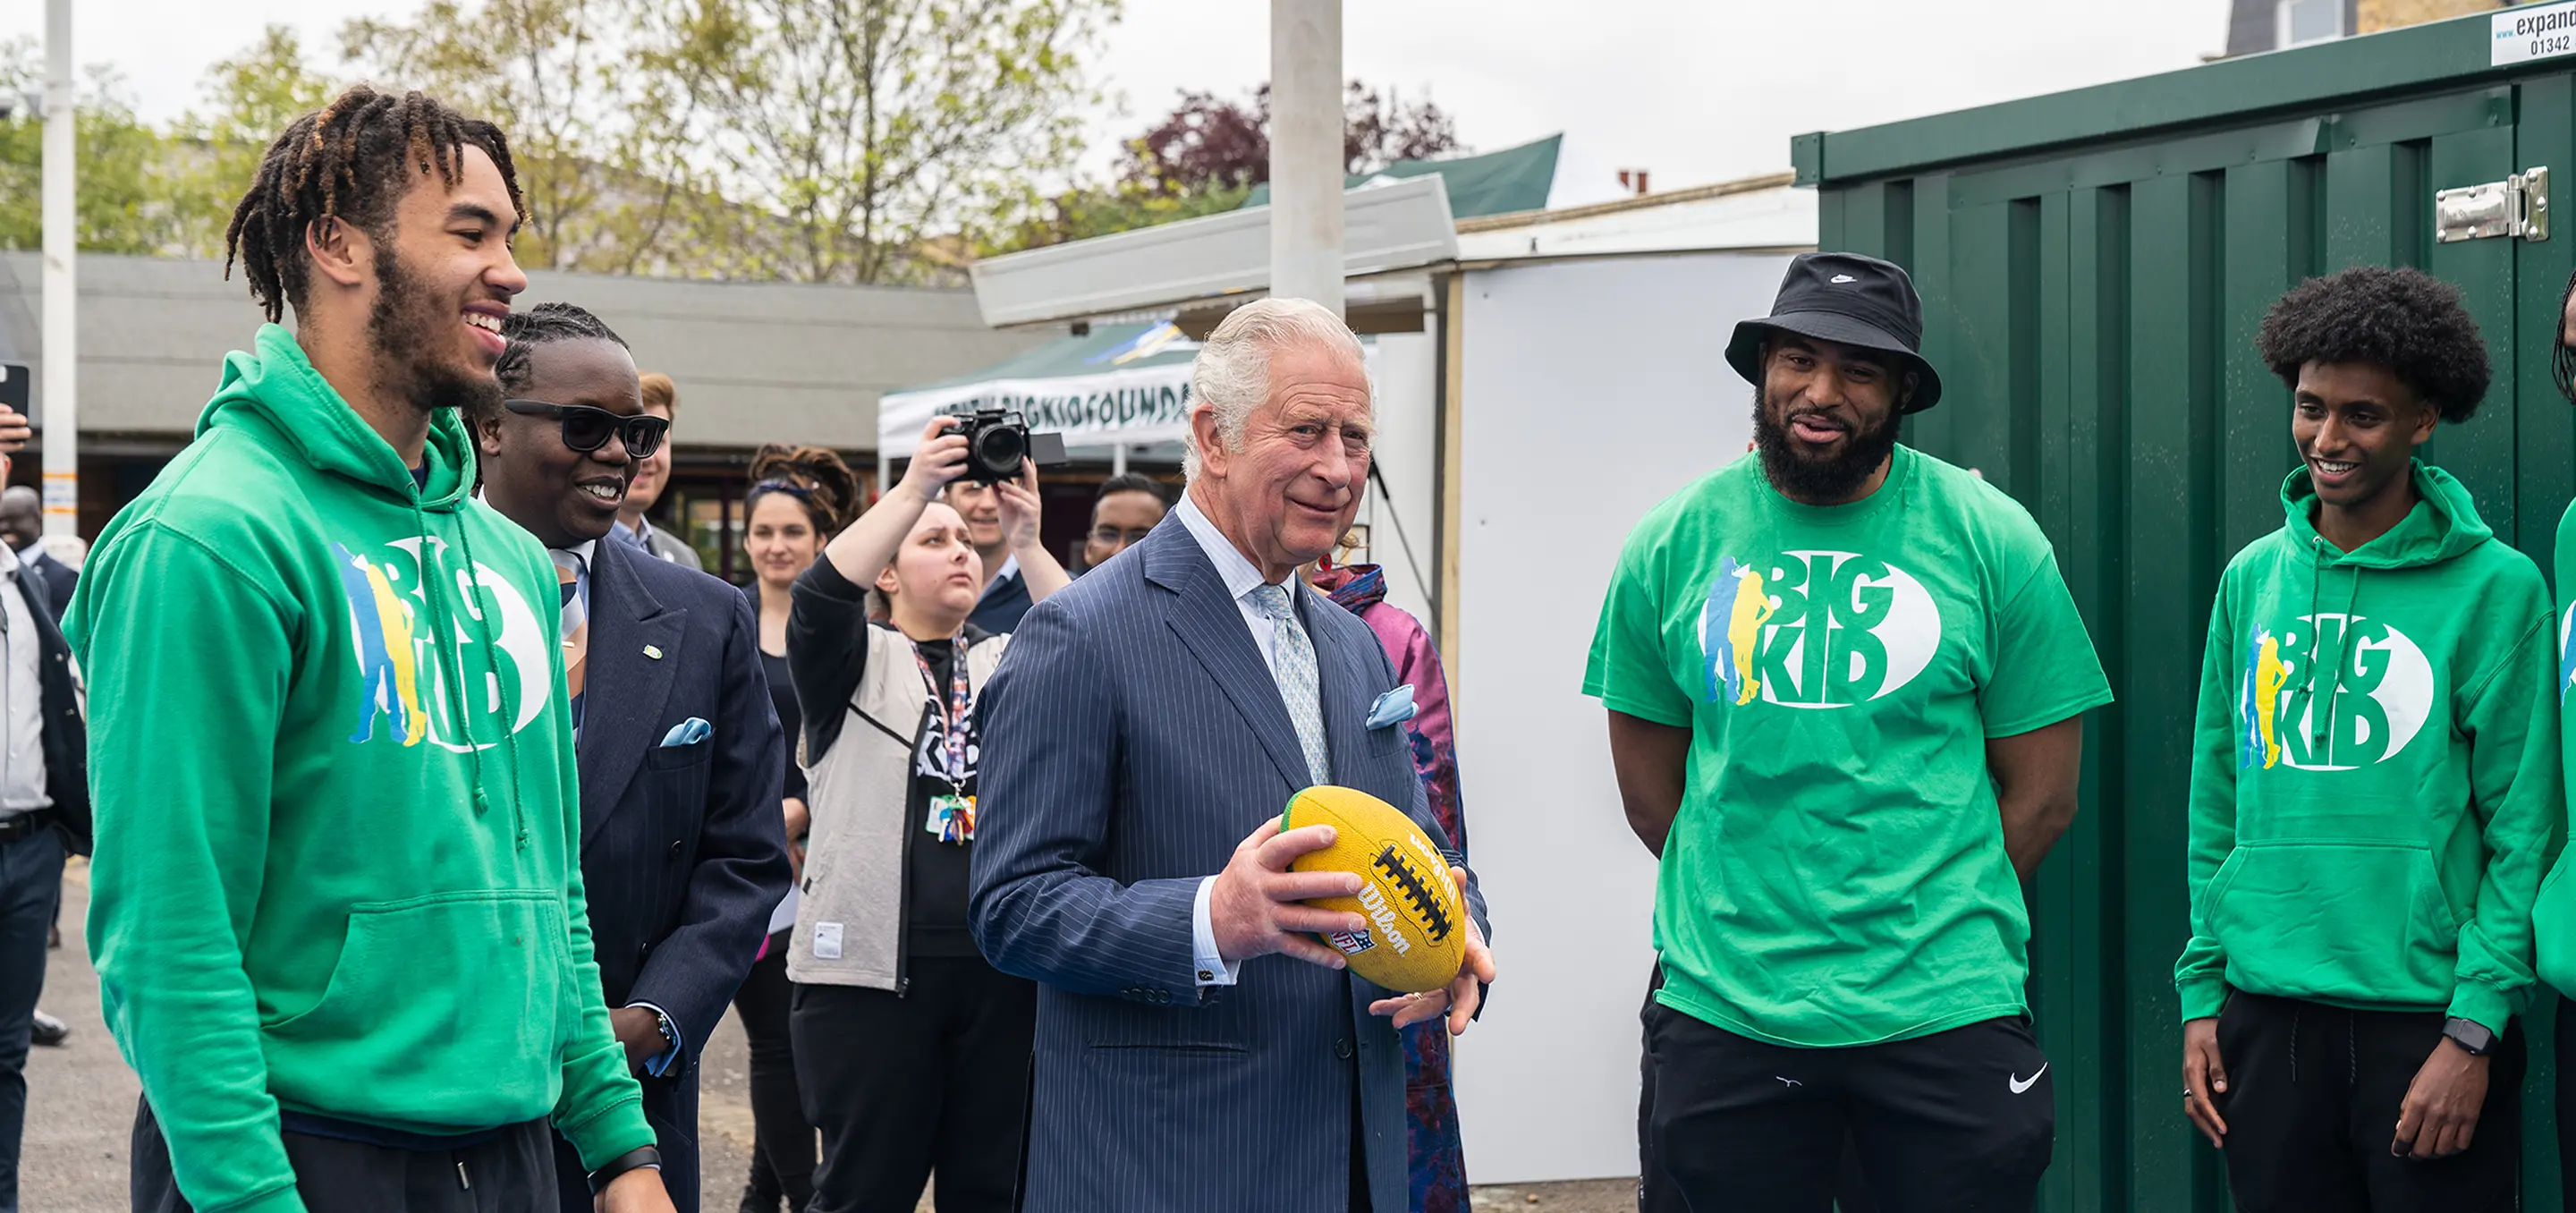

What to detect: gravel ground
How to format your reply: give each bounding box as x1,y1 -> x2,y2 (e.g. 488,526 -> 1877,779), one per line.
27,862 -> 1635,1213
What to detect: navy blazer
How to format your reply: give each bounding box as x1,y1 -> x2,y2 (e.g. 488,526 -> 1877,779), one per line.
971,515 -> 1488,1213
10,560 -> 87,853
548,533 -> 789,1213
21,548 -> 74,622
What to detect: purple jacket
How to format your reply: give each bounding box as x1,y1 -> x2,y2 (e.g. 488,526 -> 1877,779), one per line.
1314,562 -> 1470,1212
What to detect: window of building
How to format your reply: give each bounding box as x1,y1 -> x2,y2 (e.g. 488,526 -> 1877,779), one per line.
2276,0 -> 2345,47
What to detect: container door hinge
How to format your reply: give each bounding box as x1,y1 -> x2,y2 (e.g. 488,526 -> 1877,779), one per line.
2436,167 -> 2549,243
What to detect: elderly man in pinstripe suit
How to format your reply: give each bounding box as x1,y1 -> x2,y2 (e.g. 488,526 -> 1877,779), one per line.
971,298 -> 1496,1213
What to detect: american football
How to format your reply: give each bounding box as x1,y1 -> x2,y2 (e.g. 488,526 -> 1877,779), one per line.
1282,785 -> 1467,995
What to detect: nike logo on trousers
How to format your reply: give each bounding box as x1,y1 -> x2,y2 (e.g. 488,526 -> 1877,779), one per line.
2008,1064 -> 2047,1095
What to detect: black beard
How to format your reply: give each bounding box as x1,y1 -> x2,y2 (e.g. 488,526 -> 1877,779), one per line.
1751,387 -> 1902,503
368,242 -> 502,419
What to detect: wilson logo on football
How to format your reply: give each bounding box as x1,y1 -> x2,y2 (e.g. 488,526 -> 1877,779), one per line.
1371,844 -> 1454,944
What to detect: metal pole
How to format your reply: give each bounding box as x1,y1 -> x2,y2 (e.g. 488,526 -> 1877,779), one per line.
1112,444 -> 1127,477
1269,0 -> 1343,317
40,0 -> 77,537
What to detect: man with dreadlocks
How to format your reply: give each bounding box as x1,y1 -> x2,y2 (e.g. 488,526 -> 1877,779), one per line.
64,87 -> 675,1213
2178,266 -> 2555,1213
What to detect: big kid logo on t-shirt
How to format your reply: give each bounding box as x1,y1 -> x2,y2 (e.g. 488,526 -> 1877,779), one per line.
2237,613 -> 2434,772
1699,550 -> 1943,709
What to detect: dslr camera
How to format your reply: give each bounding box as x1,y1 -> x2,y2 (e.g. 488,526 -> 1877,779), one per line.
953,408 -> 1069,484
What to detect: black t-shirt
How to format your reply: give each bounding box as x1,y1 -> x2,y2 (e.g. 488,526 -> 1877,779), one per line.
785,557 -> 987,958
757,648 -> 807,803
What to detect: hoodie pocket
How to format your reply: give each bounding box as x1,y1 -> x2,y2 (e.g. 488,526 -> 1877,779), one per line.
2209,840 -> 2460,1005
263,890 -> 567,1124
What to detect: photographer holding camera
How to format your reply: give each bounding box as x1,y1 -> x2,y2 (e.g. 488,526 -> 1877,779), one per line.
782,414 -> 1067,1213
946,409 -> 1066,634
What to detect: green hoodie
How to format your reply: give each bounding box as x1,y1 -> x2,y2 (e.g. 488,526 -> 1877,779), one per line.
65,326 -> 652,1213
2526,507 -> 2576,992
2174,462 -> 2558,1035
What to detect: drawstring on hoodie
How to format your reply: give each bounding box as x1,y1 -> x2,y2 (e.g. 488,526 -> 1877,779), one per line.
2301,537 -> 2364,753
453,520 -> 530,850
410,488 -> 530,851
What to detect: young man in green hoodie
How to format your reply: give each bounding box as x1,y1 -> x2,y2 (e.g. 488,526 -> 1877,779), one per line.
68,87 -> 671,1213
2176,267 -> 2557,1213
2531,271 -> 2576,1200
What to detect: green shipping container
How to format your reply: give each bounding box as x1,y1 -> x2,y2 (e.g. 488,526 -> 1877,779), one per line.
1796,9 -> 2576,1211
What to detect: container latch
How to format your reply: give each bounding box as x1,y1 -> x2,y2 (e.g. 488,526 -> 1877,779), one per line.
2436,167 -> 2549,243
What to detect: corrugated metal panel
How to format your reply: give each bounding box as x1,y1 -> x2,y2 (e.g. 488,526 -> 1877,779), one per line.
1809,10 -> 2575,1210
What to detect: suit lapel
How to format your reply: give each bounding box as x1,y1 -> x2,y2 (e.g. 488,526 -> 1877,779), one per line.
1141,522 -> 1314,792
579,537 -> 687,849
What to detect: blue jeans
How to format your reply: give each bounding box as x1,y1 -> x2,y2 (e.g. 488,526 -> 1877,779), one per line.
0,825 -> 63,1213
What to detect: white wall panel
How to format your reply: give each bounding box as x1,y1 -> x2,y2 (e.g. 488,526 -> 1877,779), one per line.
1450,251 -> 1788,1184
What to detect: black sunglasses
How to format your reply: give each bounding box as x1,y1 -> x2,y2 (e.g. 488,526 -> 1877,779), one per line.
504,399 -> 670,459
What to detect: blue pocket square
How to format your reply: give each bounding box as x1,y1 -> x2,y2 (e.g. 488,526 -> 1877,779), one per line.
1365,685 -> 1418,730
659,717 -> 712,747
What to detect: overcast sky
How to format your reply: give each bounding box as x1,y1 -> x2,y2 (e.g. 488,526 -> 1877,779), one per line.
6,0 -> 2235,208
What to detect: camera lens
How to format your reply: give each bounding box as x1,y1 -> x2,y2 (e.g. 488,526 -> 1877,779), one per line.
977,426 -> 1026,471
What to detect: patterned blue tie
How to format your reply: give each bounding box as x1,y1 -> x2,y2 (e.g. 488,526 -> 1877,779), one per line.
551,548 -> 588,744
1250,582 -> 1328,786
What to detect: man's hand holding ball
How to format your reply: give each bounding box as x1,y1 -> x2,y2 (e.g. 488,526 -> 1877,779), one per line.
1209,817 -> 1369,971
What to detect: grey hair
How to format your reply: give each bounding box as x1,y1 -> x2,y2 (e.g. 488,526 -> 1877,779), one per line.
1182,298 -> 1370,480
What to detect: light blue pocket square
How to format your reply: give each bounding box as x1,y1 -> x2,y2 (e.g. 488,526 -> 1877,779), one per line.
659,717 -> 712,747
1365,685 -> 1418,730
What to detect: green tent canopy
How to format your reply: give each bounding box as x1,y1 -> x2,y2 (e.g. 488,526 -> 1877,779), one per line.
1240,133 -> 1560,220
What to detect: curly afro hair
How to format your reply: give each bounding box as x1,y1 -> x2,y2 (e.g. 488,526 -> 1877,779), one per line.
2255,266 -> 2491,423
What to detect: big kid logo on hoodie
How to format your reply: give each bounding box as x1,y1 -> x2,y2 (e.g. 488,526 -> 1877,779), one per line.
2238,613 -> 2435,772
332,537 -> 554,750
1700,550 -> 1943,708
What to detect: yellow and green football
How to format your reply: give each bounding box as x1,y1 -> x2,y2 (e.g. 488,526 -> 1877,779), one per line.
1284,785 -> 1467,995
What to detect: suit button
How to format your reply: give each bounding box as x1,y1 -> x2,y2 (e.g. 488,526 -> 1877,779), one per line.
667,839 -> 683,860
1334,1038 -> 1354,1060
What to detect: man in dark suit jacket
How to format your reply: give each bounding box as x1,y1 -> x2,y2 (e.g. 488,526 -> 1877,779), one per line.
0,529 -> 89,1213
948,479 -> 1034,633
972,300 -> 1496,1213
475,303 -> 790,1213
0,488 -> 75,622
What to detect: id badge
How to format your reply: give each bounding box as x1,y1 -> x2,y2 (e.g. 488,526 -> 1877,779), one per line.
927,793 -> 978,843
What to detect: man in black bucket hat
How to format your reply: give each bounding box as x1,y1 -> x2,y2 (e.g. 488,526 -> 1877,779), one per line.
1586,251 -> 2112,1211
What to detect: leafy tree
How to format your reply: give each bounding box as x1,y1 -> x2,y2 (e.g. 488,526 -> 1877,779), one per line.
1122,80 -> 1462,195
0,39 -> 186,255
652,0 -> 1121,284
165,26 -> 337,258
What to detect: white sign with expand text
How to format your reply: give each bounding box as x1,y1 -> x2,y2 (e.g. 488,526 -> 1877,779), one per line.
2496,1 -> 2576,67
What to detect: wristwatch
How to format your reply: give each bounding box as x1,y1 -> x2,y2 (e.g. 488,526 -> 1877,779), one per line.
2442,1016 -> 2496,1056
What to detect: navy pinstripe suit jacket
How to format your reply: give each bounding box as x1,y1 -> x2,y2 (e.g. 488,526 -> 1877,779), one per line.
548,532 -> 791,1213
971,514 -> 1487,1213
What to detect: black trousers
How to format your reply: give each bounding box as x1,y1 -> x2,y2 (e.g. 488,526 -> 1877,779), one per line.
0,827 -> 61,1213
131,1099 -> 555,1213
790,957 -> 1036,1213
2559,994 -> 2576,1202
736,935 -> 815,1209
1637,968 -> 1877,1213
1646,1003 -> 2052,1213
2216,992 -> 2521,1213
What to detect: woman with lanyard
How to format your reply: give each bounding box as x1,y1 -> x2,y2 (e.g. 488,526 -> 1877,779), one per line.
782,416 -> 1068,1213
733,444 -> 860,1213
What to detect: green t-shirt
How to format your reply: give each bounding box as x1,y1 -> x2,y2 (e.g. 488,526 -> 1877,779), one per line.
1585,445 -> 2113,1048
